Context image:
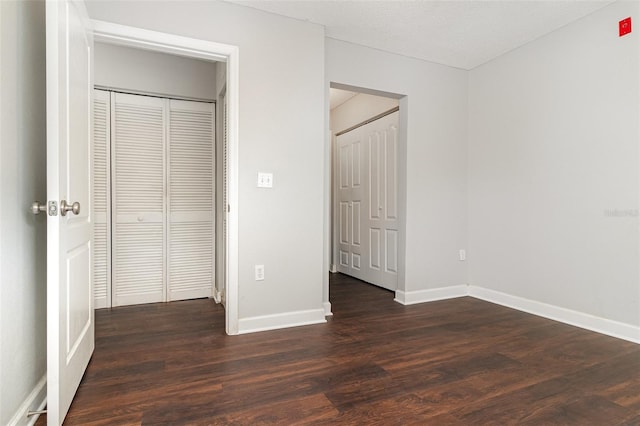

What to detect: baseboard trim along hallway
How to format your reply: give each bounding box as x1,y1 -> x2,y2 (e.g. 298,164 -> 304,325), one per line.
394,285 -> 468,305
8,375 -> 46,426
238,308 -> 327,334
396,285 -> 639,344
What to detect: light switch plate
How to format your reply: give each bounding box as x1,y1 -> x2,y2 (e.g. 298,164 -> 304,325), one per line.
257,172 -> 273,188
255,265 -> 264,281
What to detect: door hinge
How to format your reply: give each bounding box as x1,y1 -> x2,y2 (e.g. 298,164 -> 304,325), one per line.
48,201 -> 58,216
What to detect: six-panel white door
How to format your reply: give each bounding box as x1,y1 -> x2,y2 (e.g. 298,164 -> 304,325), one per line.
336,111 -> 399,290
46,0 -> 95,424
365,111 -> 399,290
336,132 -> 365,280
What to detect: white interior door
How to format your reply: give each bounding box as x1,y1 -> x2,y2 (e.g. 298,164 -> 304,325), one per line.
365,111 -> 399,290
107,92 -> 215,306
335,110 -> 399,290
217,92 -> 228,306
112,92 -> 166,306
336,131 -> 364,280
46,0 -> 94,424
168,99 -> 215,301
93,89 -> 111,308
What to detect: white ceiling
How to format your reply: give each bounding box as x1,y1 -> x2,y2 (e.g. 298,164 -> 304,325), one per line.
227,0 -> 615,70
329,88 -> 358,109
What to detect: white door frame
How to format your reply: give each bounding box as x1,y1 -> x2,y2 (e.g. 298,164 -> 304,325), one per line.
92,20 -> 240,335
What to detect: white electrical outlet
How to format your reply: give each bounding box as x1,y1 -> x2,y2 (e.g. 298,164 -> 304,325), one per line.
459,249 -> 466,261
255,264 -> 265,281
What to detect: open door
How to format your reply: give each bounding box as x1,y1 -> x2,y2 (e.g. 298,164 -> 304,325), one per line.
46,0 -> 94,424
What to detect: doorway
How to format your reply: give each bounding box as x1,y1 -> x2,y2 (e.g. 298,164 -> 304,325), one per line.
93,85 -> 217,307
92,21 -> 240,334
329,85 -> 406,295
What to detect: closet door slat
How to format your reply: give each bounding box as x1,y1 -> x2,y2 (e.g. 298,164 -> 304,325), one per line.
221,97 -> 228,304
168,100 -> 215,301
93,90 -> 111,308
112,93 -> 166,306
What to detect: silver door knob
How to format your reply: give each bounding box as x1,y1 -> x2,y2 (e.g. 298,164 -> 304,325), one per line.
60,200 -> 80,216
31,201 -> 46,215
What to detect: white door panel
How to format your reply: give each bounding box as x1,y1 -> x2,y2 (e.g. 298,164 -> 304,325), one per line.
99,92 -> 215,306
337,140 -> 351,274
93,89 -> 110,308
336,110 -> 399,290
381,120 -> 399,288
385,229 -> 399,273
336,132 -> 365,281
218,94 -> 228,306
46,0 -> 94,424
385,127 -> 398,220
168,99 -> 215,301
112,92 -> 166,306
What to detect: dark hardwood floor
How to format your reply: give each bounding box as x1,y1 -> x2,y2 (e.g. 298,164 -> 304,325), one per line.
40,273 -> 639,425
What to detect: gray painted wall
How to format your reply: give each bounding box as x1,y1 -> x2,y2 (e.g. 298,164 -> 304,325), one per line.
95,42 -> 218,100
468,0 -> 640,327
0,0 -> 48,424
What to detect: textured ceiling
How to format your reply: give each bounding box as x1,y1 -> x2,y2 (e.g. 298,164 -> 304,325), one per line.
227,0 -> 615,69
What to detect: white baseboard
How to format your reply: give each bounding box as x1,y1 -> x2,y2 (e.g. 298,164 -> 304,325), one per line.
468,286 -> 640,344
394,285 -> 468,305
94,297 -> 108,309
7,375 -> 47,426
238,308 -> 326,334
329,264 -> 337,273
213,289 -> 222,304
323,301 -> 333,316
392,284 -> 639,344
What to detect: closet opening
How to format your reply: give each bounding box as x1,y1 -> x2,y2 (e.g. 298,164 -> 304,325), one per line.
92,41 -> 229,314
328,83 -> 407,304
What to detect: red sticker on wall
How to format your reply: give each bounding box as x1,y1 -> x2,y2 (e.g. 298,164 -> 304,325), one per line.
619,17 -> 632,37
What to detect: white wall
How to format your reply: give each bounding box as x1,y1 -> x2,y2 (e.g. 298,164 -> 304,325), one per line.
326,39 -> 469,297
330,92 -> 399,134
468,0 -> 640,327
94,42 -> 218,100
87,1 -> 326,328
0,0 -> 48,424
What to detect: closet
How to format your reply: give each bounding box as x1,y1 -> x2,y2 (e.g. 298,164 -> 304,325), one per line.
336,109 -> 399,291
93,89 -> 215,307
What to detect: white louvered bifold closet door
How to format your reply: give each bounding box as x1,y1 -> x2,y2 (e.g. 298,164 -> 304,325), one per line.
93,90 -> 111,308
168,100 -> 215,301
112,93 -> 166,306
221,96 -> 228,305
